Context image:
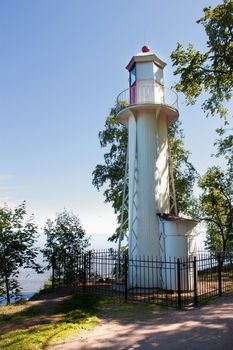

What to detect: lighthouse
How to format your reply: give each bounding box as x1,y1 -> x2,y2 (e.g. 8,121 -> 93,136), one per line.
117,46 -> 197,288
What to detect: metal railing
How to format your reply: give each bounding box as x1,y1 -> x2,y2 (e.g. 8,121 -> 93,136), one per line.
116,82 -> 178,110
50,250 -> 233,309
116,88 -> 129,105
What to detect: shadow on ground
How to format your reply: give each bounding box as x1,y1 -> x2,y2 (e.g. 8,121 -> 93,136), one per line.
55,295 -> 233,350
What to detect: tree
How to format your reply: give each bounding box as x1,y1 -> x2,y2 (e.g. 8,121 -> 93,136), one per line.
0,202 -> 41,304
199,131 -> 233,252
92,104 -> 198,242
92,104 -> 128,242
170,0 -> 233,252
215,132 -> 233,170
169,121 -> 198,215
198,166 -> 233,252
43,210 -> 89,287
170,0 -> 233,121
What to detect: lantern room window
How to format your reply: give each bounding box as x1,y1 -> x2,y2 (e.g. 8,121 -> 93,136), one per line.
130,65 -> 136,86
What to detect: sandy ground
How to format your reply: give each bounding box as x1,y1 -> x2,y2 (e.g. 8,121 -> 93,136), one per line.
49,295 -> 233,350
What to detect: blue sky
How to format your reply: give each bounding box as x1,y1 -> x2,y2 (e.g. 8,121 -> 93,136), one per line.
0,0 -> 229,240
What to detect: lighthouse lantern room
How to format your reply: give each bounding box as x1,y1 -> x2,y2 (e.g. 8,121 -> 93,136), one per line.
127,46 -> 165,105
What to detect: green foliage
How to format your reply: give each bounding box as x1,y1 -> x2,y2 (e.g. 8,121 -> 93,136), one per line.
92,103 -> 128,242
171,0 -> 233,121
168,121 -> 198,215
198,166 -> 233,252
170,0 -> 233,252
215,133 -> 233,170
42,210 -> 89,285
98,297 -> 170,319
0,202 -> 41,304
92,104 -> 197,241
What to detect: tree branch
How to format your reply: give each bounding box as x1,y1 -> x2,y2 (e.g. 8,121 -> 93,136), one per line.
200,66 -> 232,75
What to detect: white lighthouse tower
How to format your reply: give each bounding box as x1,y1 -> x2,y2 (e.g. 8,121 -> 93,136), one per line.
117,46 -> 197,288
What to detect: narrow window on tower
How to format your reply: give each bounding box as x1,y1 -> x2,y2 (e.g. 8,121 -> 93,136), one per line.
129,65 -> 136,104
130,65 -> 136,86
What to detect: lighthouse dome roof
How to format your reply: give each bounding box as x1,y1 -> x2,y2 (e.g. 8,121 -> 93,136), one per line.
126,46 -> 166,71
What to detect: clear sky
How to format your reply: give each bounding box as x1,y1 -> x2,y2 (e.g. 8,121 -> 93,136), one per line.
0,0 -> 229,240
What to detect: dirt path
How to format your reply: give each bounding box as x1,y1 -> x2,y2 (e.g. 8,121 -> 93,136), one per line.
0,287 -> 71,334
49,295 -> 233,350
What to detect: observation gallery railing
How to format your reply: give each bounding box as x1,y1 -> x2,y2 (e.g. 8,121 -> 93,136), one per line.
116,82 -> 179,111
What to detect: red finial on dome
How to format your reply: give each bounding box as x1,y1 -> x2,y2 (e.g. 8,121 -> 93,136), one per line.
142,45 -> 150,53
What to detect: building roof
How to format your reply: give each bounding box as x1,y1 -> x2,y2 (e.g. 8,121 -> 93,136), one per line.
126,51 -> 166,71
157,213 -> 198,224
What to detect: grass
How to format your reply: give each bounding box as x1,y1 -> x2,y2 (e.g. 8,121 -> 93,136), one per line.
0,289 -> 170,350
98,298 -> 170,320
0,294 -> 99,350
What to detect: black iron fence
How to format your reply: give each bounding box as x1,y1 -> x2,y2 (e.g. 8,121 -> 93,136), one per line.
53,250 -> 233,309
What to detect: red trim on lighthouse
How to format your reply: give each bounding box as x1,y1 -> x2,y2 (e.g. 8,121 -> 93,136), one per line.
142,45 -> 150,53
126,57 -> 135,71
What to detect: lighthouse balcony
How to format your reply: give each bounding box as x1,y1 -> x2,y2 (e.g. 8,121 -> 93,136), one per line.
116,82 -> 178,111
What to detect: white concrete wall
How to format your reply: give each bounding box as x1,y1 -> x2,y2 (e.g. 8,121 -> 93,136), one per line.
127,108 -> 171,288
135,109 -> 160,259
155,114 -> 170,213
164,220 -> 197,257
161,220 -> 197,290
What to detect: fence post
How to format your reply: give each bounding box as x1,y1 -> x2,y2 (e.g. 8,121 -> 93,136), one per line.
83,253 -> 87,296
124,254 -> 128,302
217,254 -> 222,296
177,258 -> 182,309
193,256 -> 198,306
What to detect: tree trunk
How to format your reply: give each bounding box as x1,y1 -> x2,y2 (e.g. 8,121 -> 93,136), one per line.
4,273 -> 10,305
52,252 -> 56,290
3,251 -> 10,304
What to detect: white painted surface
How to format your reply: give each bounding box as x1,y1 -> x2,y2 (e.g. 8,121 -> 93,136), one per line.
117,49 -> 196,288
136,81 -> 164,104
153,64 -> 163,84
127,108 -> 172,263
136,62 -> 154,80
135,58 -> 165,105
122,59 -> 176,287
126,108 -> 172,287
155,113 -> 170,213
160,219 -> 197,290
128,112 -> 138,260
164,220 -> 197,258
135,110 -> 160,259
